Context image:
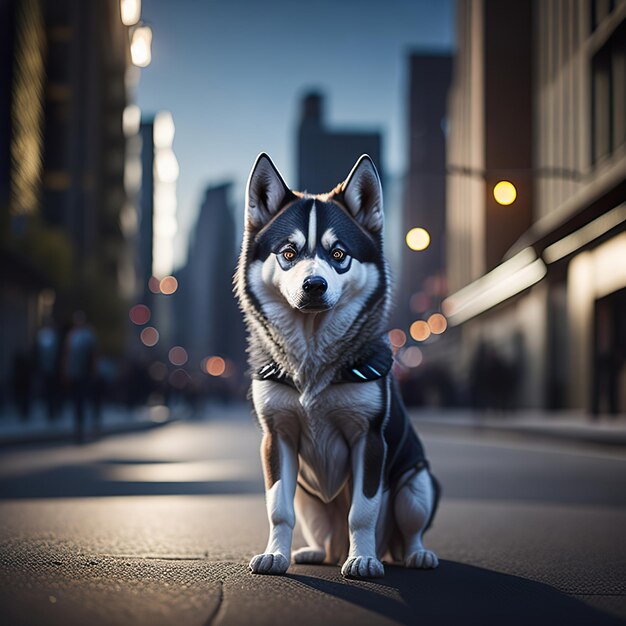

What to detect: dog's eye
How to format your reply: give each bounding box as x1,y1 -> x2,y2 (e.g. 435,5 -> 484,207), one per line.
331,248 -> 345,261
282,249 -> 296,261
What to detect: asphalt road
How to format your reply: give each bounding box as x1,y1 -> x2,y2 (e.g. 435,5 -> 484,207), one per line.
0,404 -> 624,626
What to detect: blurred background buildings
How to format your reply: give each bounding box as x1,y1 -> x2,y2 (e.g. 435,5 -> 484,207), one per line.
1,0 -> 132,405
0,0 -> 624,421
443,0 -> 626,414
297,92 -> 383,193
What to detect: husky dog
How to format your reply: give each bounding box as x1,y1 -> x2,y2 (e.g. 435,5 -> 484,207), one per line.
235,153 -> 439,579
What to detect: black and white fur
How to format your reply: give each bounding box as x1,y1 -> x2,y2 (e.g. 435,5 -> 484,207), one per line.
235,153 -> 439,579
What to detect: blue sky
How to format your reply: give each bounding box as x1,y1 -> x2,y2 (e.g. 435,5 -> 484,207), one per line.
136,0 -> 454,267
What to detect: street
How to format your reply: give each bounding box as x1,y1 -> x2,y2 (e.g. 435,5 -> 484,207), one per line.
0,405 -> 624,626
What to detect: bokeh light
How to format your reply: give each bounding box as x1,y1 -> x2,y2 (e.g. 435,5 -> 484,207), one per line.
204,356 -> 226,377
140,326 -> 159,347
168,346 -> 188,366
406,227 -> 431,251
388,328 -> 407,348
493,180 -> 517,205
129,304 -> 150,325
398,346 -> 423,368
120,0 -> 141,26
148,276 -> 161,294
130,25 -> 152,68
409,320 -> 431,342
427,313 -> 448,334
159,275 -> 178,295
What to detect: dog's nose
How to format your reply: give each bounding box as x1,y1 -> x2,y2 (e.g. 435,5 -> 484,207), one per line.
302,276 -> 328,296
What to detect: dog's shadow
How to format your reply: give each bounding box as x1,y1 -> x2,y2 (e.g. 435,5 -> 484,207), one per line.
286,560 -> 621,626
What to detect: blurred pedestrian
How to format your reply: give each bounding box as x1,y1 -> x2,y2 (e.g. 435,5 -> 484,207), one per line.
35,317 -> 61,421
12,351 -> 32,421
64,311 -> 97,443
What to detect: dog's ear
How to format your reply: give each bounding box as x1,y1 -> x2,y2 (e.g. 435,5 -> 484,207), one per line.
245,153 -> 293,229
340,155 -> 383,232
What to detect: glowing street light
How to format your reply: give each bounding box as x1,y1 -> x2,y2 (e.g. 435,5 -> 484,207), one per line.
388,329 -> 407,349
120,0 -> 141,26
130,25 -> 152,67
409,320 -> 431,342
427,313 -> 447,335
493,180 -> 517,205
406,227 -> 430,251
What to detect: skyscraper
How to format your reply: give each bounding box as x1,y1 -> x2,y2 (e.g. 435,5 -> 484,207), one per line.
0,0 -> 133,392
297,92 -> 383,194
175,183 -> 245,377
398,53 -> 452,330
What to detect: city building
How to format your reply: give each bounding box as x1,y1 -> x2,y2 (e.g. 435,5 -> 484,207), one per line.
0,0 -> 138,400
398,52 -> 452,330
175,183 -> 245,379
297,92 -> 383,193
444,0 -> 626,413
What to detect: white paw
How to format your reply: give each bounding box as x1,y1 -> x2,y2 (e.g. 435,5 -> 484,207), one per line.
249,552 -> 290,575
404,549 -> 439,569
341,556 -> 385,579
293,547 -> 325,564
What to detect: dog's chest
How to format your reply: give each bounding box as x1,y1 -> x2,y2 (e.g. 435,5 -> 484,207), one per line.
252,379 -> 383,501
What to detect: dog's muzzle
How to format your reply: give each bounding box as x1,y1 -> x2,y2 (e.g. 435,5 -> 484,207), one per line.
299,275 -> 329,310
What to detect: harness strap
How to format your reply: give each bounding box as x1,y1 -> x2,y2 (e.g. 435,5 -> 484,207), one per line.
252,338 -> 393,387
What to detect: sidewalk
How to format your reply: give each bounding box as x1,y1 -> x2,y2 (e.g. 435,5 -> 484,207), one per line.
0,403 -> 179,447
411,408 -> 626,447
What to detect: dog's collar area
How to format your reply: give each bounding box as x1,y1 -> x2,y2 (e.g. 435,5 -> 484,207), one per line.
256,362 -> 290,384
253,339 -> 393,388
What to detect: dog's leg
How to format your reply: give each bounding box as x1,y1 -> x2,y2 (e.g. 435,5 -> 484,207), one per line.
249,428 -> 298,575
341,433 -> 386,579
292,484 -> 329,564
393,468 -> 439,569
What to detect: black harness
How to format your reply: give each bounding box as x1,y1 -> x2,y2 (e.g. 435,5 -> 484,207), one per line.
252,340 -> 394,388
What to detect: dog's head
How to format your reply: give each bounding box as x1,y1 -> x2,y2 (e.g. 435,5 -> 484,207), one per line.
242,153 -> 384,314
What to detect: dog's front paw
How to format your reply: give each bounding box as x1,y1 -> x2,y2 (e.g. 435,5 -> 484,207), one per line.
404,549 -> 439,569
341,556 -> 384,579
249,552 -> 290,575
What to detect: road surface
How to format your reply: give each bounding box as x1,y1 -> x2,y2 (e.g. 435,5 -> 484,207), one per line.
0,404 -> 624,625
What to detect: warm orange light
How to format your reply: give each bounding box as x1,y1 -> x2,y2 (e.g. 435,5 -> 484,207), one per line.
140,326 -> 159,347
406,228 -> 430,251
388,329 -> 407,349
427,313 -> 447,335
168,346 -> 188,366
493,180 -> 517,205
205,356 -> 226,377
159,275 -> 178,295
409,320 -> 431,342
